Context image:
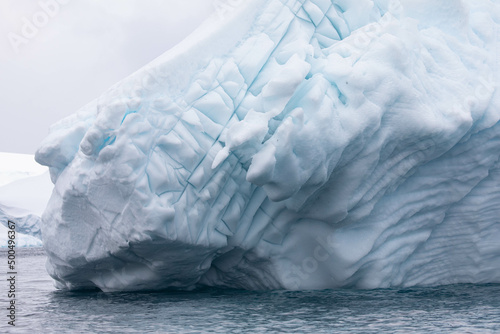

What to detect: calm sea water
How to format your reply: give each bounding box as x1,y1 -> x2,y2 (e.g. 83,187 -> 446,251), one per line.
1,248 -> 499,333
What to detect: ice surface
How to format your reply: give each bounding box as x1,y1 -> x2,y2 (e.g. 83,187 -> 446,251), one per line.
0,223 -> 42,248
0,153 -> 52,247
0,172 -> 53,241
0,152 -> 47,187
36,0 -> 500,291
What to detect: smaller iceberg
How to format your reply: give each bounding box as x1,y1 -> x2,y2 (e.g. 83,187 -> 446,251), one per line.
0,153 -> 53,247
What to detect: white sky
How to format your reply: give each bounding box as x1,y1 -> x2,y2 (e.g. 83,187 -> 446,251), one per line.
0,0 -> 215,154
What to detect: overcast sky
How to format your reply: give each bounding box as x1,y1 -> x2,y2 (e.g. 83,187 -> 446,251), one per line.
0,0 -> 215,154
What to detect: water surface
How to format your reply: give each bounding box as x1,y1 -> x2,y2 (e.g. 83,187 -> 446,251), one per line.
1,248 -> 499,333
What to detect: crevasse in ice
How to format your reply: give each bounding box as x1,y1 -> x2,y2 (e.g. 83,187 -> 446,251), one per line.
36,0 -> 500,291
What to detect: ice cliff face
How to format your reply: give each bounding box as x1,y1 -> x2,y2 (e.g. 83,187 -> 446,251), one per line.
36,0 -> 500,291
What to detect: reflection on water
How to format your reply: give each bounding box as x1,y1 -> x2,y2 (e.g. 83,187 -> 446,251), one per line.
1,248 -> 499,333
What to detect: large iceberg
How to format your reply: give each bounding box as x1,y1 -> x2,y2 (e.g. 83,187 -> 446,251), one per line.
36,0 -> 500,291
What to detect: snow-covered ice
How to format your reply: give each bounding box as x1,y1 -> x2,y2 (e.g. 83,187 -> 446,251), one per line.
0,153 -> 52,247
36,0 -> 500,291
0,152 -> 47,187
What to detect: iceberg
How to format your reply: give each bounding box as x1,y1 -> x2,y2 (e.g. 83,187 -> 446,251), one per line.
36,0 -> 500,291
0,153 -> 52,247
0,223 -> 42,248
0,152 -> 48,187
0,173 -> 52,242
